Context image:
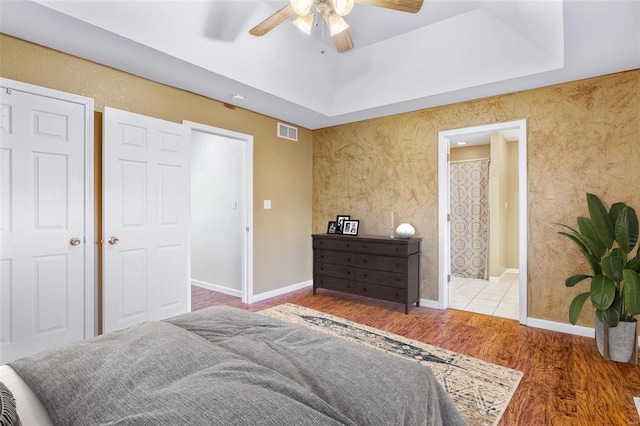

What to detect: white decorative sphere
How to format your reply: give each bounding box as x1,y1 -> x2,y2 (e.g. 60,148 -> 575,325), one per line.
395,223 -> 415,239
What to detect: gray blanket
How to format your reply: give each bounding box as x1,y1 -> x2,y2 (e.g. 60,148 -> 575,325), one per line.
10,306 -> 466,426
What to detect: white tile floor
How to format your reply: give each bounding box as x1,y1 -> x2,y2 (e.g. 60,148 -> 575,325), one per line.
449,272 -> 520,320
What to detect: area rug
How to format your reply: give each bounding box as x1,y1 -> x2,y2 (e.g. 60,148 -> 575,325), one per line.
259,303 -> 523,426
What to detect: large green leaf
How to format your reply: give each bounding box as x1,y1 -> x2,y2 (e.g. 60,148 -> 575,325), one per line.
565,274 -> 591,287
628,256 -> 640,272
615,206 -> 639,254
622,268 -> 640,317
558,232 -> 603,275
599,291 -> 623,327
597,305 -> 620,328
577,217 -> 606,258
587,193 -> 614,249
609,202 -> 627,225
602,255 -> 624,282
569,292 -> 590,325
590,275 -> 616,310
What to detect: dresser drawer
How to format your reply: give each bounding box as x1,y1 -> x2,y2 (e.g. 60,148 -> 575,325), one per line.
355,241 -> 411,257
314,249 -> 355,266
314,276 -> 357,294
314,263 -> 355,280
356,269 -> 406,289
356,254 -> 408,273
313,238 -> 359,252
357,282 -> 406,304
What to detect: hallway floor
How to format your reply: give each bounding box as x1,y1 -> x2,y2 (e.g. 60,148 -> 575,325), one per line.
449,272 -> 520,320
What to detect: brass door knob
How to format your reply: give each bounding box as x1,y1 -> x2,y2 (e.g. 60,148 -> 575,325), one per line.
108,236 -> 120,245
70,238 -> 81,246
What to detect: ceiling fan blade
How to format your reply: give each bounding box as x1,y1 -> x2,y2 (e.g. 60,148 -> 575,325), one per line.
249,4 -> 295,36
332,27 -> 354,53
355,0 -> 423,13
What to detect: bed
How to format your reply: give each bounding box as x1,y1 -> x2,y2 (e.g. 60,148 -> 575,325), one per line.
0,305 -> 467,425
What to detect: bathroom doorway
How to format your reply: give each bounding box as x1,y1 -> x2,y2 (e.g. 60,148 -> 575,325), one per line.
437,120 -> 528,324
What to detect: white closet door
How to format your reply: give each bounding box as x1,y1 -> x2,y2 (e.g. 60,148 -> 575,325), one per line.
0,80 -> 93,363
102,107 -> 190,333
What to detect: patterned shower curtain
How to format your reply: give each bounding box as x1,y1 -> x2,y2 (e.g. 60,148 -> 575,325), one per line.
450,159 -> 490,279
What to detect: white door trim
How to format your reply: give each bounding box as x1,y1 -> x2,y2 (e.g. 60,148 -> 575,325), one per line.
182,121 -> 254,304
0,78 -> 95,337
438,119 -> 528,325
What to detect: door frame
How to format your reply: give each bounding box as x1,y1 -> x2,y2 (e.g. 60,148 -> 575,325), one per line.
182,121 -> 254,304
437,119 -> 528,325
0,78 -> 95,336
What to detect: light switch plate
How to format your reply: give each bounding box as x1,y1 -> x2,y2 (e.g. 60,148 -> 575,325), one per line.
264,200 -> 271,209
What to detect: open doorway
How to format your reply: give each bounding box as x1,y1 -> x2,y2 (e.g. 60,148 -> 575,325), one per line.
438,120 -> 528,325
183,121 -> 254,304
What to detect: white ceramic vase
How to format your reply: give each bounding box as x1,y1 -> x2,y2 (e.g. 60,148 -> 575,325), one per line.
395,223 -> 415,239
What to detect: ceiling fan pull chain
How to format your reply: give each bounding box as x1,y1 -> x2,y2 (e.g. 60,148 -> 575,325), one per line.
320,11 -> 326,54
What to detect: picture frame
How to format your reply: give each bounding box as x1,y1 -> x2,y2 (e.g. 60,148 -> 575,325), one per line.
342,220 -> 359,236
327,221 -> 338,234
335,215 -> 350,234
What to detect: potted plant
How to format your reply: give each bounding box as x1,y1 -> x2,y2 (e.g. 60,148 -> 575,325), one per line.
557,193 -> 640,364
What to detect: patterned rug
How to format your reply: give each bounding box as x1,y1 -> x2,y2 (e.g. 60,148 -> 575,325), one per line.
259,303 -> 522,426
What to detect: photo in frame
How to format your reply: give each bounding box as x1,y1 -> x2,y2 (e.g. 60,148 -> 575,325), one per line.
327,221 -> 338,234
335,215 -> 350,234
342,220 -> 359,236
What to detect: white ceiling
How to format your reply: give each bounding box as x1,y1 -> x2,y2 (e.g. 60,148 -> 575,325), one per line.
1,0 -> 638,130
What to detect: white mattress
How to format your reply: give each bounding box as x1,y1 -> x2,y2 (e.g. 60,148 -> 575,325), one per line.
0,364 -> 53,426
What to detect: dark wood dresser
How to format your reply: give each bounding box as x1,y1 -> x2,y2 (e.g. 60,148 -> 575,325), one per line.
312,234 -> 421,314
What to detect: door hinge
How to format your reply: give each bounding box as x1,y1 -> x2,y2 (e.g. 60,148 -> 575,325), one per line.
5,88 -> 12,95
447,274 -> 451,283
447,214 -> 450,222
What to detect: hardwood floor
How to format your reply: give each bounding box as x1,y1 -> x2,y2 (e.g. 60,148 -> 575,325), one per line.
191,285 -> 640,425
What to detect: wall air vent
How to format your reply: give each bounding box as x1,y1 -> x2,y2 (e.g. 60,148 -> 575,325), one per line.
277,122 -> 298,141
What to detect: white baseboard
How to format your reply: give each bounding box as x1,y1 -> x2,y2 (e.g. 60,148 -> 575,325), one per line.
420,298 -> 440,309
249,280 -> 313,304
526,317 -> 594,338
191,279 -> 242,298
527,317 -> 640,347
489,269 -> 519,283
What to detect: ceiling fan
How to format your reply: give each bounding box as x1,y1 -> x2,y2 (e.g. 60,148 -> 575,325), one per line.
249,0 -> 424,53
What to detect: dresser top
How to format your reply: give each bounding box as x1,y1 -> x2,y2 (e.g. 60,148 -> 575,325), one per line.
312,233 -> 422,244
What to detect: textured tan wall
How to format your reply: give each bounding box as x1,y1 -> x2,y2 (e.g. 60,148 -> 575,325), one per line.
0,34 -> 313,298
313,69 -> 640,326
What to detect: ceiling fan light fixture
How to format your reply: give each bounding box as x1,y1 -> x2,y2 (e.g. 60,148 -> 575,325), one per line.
293,14 -> 314,35
331,0 -> 354,16
290,0 -> 313,16
327,14 -> 349,36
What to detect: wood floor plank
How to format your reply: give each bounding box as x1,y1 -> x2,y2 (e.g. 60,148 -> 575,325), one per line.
191,286 -> 640,425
